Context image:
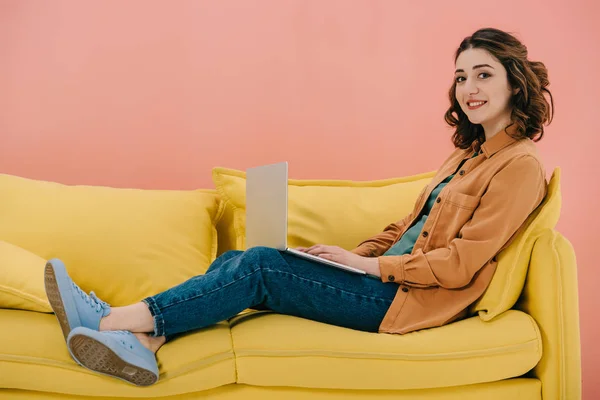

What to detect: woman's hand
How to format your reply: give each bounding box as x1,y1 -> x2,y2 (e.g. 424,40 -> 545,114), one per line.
295,244 -> 381,277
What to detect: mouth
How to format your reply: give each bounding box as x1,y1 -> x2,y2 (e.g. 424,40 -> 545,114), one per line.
467,101 -> 487,110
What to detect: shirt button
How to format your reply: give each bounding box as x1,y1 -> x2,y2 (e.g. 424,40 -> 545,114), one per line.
422,231 -> 429,237
436,197 -> 441,203
388,275 -> 395,282
402,287 -> 409,293
459,170 -> 465,176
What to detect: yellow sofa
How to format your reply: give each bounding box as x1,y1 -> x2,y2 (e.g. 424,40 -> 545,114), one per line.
0,167 -> 581,400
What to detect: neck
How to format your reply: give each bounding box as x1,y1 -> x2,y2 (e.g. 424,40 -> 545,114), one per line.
482,115 -> 513,141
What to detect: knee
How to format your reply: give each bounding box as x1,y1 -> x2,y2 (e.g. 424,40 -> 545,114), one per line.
214,250 -> 243,264
221,250 -> 243,258
207,250 -> 243,273
244,246 -> 276,258
244,246 -> 280,266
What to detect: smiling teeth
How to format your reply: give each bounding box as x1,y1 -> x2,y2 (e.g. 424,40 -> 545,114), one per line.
469,101 -> 486,106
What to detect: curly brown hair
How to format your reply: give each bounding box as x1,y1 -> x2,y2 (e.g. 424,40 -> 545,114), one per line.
444,28 -> 554,149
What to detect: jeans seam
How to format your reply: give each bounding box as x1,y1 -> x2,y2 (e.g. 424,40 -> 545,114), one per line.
263,268 -> 393,304
158,266 -> 262,311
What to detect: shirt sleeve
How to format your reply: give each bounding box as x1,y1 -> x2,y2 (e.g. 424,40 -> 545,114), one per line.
378,155 -> 547,289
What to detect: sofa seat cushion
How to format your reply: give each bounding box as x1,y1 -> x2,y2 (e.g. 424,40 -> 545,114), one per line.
0,309 -> 236,397
230,309 -> 541,390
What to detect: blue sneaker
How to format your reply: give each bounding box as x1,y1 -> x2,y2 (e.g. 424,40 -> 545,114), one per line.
44,258 -> 111,341
67,327 -> 159,386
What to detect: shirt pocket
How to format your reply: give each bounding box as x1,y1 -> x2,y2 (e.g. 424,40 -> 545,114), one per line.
428,190 -> 481,249
446,191 -> 481,210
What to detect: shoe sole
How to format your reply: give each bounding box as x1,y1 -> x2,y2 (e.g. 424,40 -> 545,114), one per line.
69,334 -> 158,386
44,261 -> 79,341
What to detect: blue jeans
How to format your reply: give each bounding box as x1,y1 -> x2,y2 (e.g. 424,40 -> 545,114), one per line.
142,247 -> 397,341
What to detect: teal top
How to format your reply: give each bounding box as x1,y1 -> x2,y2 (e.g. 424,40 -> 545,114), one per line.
383,151 -> 479,256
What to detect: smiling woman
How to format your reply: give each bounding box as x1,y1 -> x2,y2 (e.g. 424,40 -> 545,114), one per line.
445,27 -> 554,147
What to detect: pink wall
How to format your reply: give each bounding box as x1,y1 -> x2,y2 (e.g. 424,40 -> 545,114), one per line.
1,0 -> 598,397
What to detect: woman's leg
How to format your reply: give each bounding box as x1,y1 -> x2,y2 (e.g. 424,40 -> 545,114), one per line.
98,250 -> 243,338
101,247 -> 398,342
64,247 -> 398,386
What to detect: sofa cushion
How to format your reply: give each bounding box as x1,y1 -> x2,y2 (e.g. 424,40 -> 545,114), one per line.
0,173 -> 221,306
212,167 -> 435,252
0,241 -> 51,313
471,168 -> 561,320
229,310 -> 541,390
0,309 -> 235,397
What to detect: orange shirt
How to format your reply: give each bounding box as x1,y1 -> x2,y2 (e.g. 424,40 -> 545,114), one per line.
351,124 -> 547,334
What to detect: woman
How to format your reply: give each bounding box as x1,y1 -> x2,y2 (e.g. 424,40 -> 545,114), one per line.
45,27 -> 553,386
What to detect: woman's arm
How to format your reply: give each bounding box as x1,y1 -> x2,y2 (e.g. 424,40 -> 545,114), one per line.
377,155 -> 546,289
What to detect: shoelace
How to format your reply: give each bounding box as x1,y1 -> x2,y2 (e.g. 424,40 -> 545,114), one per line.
113,330 -> 135,350
71,283 -> 110,313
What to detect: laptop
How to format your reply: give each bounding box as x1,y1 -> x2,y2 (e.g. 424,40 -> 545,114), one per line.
245,161 -> 374,278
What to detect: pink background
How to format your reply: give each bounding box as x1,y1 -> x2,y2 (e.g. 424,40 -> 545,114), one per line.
1,1 -> 598,397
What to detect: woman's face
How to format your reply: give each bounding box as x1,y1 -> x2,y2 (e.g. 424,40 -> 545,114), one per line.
454,48 -> 518,137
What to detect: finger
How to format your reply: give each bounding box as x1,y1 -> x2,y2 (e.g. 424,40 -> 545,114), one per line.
306,245 -> 326,255
309,249 -> 332,257
318,253 -> 338,262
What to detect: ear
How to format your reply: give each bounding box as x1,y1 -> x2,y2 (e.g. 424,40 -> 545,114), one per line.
512,87 -> 520,95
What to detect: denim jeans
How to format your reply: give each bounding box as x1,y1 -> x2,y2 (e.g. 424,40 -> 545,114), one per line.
142,247 -> 398,341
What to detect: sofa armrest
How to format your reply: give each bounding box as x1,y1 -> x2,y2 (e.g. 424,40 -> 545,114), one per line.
515,228 -> 581,400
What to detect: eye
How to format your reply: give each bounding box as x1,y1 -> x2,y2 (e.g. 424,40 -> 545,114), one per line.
456,72 -> 492,83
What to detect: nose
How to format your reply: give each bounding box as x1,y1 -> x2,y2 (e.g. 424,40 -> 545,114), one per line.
464,77 -> 479,95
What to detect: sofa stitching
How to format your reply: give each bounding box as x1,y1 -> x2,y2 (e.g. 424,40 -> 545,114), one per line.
0,351 -> 236,382
550,230 -> 566,399
233,339 -> 539,361
227,321 -> 240,384
0,337 -> 537,373
0,286 -> 51,309
0,355 -> 89,372
524,303 -> 543,363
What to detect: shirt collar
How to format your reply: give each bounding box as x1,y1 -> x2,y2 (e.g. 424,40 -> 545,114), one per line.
471,124 -> 520,158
